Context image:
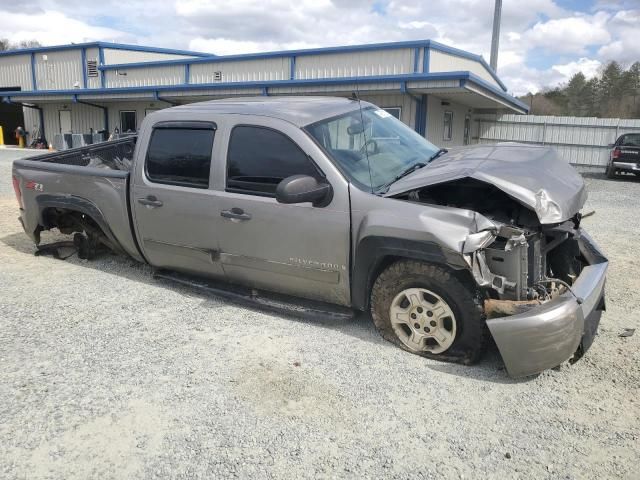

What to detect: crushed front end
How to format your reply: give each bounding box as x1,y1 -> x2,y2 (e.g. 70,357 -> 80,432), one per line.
393,175 -> 608,378
470,220 -> 607,378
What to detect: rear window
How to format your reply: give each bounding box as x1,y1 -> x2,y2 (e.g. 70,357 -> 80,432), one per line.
146,125 -> 215,188
619,134 -> 640,147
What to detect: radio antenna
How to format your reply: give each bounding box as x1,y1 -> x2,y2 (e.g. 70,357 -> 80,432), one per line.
352,82 -> 374,192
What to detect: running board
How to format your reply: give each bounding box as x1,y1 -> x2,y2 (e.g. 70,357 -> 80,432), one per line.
153,269 -> 354,321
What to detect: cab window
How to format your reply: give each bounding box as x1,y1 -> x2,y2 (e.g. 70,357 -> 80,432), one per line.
146,124 -> 215,189
226,125 -> 319,196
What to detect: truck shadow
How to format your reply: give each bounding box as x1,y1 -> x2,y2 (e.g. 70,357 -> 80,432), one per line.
582,171 -> 640,182
1,231 -> 525,385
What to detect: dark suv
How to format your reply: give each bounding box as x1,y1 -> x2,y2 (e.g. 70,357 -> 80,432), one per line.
606,133 -> 640,178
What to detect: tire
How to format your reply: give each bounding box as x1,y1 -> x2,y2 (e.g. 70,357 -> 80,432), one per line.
606,163 -> 616,179
370,260 -> 487,365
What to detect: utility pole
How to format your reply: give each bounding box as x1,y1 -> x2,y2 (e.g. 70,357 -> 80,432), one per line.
490,0 -> 502,72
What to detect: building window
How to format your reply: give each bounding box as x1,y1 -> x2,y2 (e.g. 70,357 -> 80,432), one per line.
145,125 -> 215,189
443,111 -> 453,141
382,107 -> 401,120
120,111 -> 137,133
227,126 -> 319,197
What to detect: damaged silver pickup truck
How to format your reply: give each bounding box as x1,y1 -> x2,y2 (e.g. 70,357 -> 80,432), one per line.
11,97 -> 607,377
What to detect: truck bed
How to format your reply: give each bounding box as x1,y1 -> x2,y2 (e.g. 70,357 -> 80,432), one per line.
21,136 -> 137,171
12,136 -> 144,262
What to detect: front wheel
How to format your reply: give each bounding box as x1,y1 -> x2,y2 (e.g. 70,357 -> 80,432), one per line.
370,260 -> 487,364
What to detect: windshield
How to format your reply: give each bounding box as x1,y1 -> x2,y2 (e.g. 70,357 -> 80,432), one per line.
306,107 -> 440,192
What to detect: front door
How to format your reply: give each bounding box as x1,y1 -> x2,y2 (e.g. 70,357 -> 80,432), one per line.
215,122 -> 351,306
131,120 -> 225,279
59,110 -> 72,133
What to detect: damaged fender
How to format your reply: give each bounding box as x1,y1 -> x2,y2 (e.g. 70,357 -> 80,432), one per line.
349,187 -> 499,310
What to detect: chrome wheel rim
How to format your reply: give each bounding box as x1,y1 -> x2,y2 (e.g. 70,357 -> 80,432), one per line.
389,288 -> 457,354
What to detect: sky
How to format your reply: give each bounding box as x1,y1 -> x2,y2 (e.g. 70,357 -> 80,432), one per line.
0,0 -> 638,96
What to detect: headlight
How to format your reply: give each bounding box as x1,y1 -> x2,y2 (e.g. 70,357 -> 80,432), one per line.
463,230 -> 496,253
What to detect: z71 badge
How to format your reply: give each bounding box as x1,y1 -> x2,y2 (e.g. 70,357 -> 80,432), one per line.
25,181 -> 44,192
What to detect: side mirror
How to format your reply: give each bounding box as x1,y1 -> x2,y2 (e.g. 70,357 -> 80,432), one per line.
347,123 -> 365,135
276,175 -> 333,207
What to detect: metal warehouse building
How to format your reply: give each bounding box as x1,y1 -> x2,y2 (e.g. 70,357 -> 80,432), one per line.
0,40 -> 528,148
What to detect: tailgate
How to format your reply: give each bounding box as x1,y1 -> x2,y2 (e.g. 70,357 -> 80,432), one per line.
618,146 -> 640,163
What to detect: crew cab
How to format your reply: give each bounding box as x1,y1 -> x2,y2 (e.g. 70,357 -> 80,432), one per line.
12,97 -> 608,377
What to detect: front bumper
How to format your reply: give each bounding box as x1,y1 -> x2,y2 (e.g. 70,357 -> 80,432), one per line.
486,230 -> 608,378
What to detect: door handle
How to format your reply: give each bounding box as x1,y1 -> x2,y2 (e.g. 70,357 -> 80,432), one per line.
138,196 -> 163,208
221,208 -> 251,221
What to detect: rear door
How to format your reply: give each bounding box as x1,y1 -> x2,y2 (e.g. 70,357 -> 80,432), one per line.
131,120 -> 225,278
213,117 -> 351,306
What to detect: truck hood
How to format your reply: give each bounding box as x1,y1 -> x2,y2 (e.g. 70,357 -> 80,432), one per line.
384,143 -> 587,224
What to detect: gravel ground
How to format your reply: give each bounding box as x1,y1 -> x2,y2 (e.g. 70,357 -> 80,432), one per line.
0,149 -> 638,479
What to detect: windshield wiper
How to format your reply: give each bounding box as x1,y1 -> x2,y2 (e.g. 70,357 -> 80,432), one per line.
427,148 -> 448,162
376,149 -> 448,194
377,162 -> 427,193
394,162 -> 428,182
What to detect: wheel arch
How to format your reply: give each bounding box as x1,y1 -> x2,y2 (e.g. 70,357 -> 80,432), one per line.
351,236 -> 474,311
36,194 -> 125,254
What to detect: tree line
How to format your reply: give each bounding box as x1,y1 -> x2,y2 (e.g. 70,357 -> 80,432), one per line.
0,39 -> 42,51
519,61 -> 640,119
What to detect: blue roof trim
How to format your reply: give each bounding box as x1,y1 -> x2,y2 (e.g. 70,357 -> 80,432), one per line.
0,70 -> 527,113
0,41 -> 213,58
98,42 -> 213,57
428,40 -> 506,92
98,40 -> 436,70
466,73 -> 529,112
95,39 -> 507,92
477,57 -> 506,92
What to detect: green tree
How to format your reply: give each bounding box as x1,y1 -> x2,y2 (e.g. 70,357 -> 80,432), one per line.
598,61 -> 624,116
582,78 -> 600,117
517,61 -> 640,118
543,87 -> 568,113
621,62 -> 640,117
565,72 -> 586,115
